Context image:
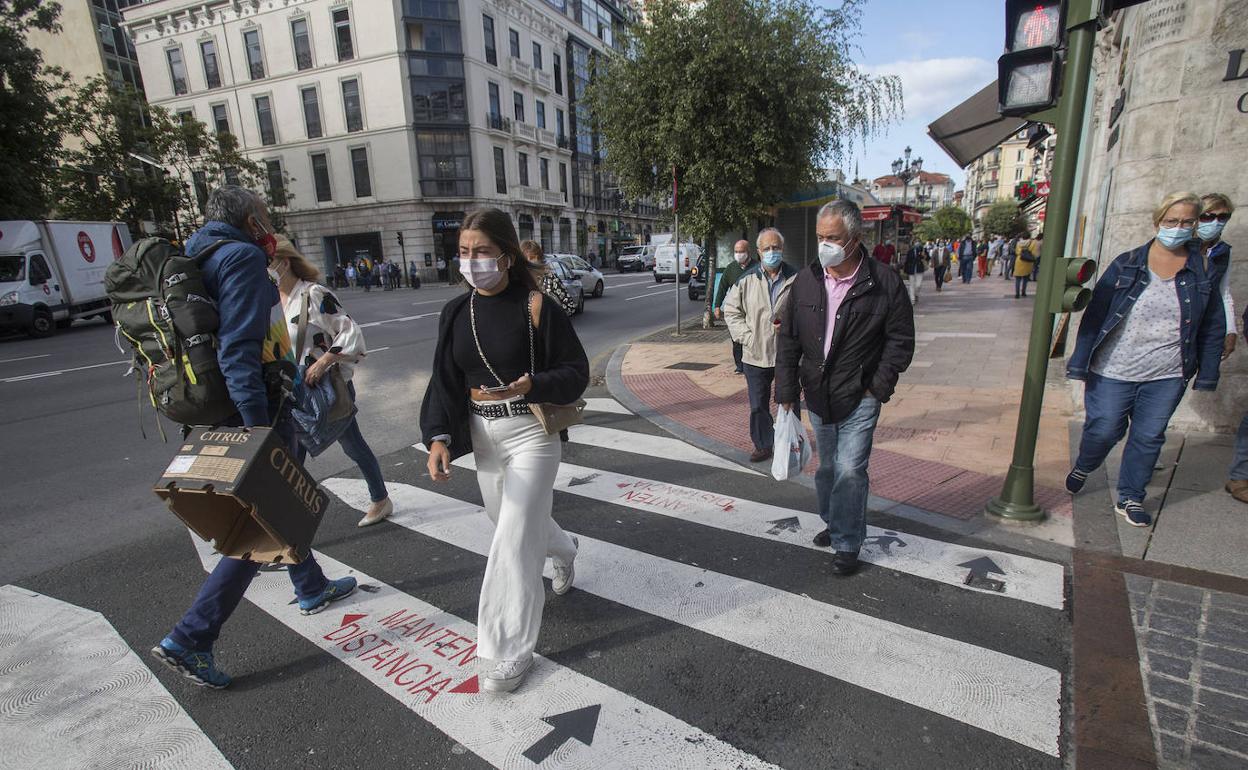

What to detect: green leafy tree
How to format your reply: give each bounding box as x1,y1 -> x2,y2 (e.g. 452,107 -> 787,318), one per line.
981,199 -> 1029,238
0,0 -> 68,219
914,205 -> 973,242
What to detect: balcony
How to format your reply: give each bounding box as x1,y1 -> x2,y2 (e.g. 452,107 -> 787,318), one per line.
511,184 -> 543,203
485,112 -> 512,133
543,190 -> 563,206
512,121 -> 537,144
556,134 -> 571,152
508,57 -> 532,81
533,68 -> 553,92
538,128 -> 556,147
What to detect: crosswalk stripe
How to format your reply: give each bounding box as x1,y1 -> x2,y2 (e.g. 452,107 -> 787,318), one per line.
581,397 -> 631,415
0,585 -> 232,769
566,424 -> 760,475
325,478 -> 1062,756
185,537 -> 776,769
442,453 -> 1066,610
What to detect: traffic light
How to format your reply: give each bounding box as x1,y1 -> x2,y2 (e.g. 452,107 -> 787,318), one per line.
1050,256 -> 1096,312
998,1 -> 1065,117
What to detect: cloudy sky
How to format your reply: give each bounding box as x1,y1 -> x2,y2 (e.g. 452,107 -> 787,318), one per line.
828,0 -> 1004,190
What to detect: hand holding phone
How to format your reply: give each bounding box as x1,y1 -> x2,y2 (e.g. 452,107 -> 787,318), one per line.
479,384 -> 512,393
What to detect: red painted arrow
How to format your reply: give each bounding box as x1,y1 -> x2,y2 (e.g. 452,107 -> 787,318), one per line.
449,675 -> 479,694
341,613 -> 367,626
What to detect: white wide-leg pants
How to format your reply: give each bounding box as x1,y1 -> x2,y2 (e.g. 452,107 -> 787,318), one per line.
470,412 -> 576,662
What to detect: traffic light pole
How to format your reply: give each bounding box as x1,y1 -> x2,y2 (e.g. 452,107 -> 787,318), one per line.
986,0 -> 1098,521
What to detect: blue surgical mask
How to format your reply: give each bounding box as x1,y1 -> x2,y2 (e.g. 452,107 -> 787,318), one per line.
1197,220 -> 1226,242
762,250 -> 783,268
1156,226 -> 1193,249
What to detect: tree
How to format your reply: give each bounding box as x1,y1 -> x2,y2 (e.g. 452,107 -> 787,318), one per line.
914,205 -> 973,242
588,0 -> 901,249
0,1 -> 68,219
981,199 -> 1029,238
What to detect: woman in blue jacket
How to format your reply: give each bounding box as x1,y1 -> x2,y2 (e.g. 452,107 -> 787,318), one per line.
1065,192 -> 1226,527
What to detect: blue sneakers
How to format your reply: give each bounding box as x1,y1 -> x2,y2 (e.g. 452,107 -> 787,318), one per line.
1115,500 -> 1152,528
151,637 -> 231,689
1065,468 -> 1090,494
298,576 -> 358,615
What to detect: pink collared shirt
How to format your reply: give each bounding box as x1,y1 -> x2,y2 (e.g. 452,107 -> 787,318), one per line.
823,258 -> 863,358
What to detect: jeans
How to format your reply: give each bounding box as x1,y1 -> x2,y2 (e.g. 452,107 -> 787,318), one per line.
810,396 -> 881,553
1230,412 -> 1248,480
732,340 -> 743,372
907,272 -> 923,304
960,258 -> 974,283
1014,275 -> 1030,296
339,382 -> 387,502
471,413 -> 576,661
1074,373 -> 1186,503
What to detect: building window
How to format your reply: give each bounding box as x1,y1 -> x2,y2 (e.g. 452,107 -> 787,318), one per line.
242,29 -> 264,80
199,40 -> 221,89
407,56 -> 465,77
192,170 -> 209,212
410,79 -> 466,123
553,53 -> 562,95
517,151 -> 529,186
1015,167 -> 1024,181
532,41 -> 542,70
488,82 -> 501,119
255,95 -> 276,145
555,107 -> 565,138
166,48 -> 187,95
333,8 -> 355,61
415,129 -> 473,197
539,157 -> 549,190
350,147 -> 372,197
176,109 -> 200,156
342,79 -> 363,132
493,146 -> 506,194
224,167 -> 240,186
559,162 -> 567,196
1016,149 -> 1023,162
311,152 -> 332,202
301,86 -> 322,138
509,28 -> 520,59
536,100 -> 546,130
513,91 -> 524,122
265,159 -> 286,207
210,103 -> 230,135
482,14 -> 497,66
291,18 -> 313,70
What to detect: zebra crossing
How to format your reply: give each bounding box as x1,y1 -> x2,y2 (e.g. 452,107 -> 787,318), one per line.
0,396 -> 1069,768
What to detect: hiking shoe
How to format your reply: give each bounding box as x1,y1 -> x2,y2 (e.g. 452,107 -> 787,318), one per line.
483,656 -> 533,694
552,537 -> 578,596
151,638 -> 231,689
831,550 -> 861,576
357,497 -> 393,528
298,576 -> 358,615
1066,468 -> 1090,494
812,529 -> 832,548
1226,479 -> 1248,504
1115,500 -> 1152,528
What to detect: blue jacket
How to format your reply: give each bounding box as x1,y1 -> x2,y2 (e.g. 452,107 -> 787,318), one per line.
185,221 -> 277,427
1067,239 -> 1225,391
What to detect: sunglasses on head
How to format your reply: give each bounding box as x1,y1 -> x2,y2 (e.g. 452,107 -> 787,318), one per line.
1200,212 -> 1232,223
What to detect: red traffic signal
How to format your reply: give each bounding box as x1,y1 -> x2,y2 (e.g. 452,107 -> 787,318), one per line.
1050,256 -> 1097,313
999,0 -> 1066,117
1008,2 -> 1063,51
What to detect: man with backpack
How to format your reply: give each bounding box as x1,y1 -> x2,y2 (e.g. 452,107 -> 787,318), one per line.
148,186 -> 357,689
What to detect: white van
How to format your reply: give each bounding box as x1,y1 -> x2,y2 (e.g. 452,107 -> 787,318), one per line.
0,220 -> 132,337
653,242 -> 701,283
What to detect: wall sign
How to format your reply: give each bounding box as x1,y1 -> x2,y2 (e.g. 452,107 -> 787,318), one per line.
1226,49 -> 1248,115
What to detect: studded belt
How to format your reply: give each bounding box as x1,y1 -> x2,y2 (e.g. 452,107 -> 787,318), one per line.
470,400 -> 533,419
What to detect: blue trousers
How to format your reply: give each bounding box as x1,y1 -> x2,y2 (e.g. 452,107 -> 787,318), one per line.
960,258 -> 974,282
1228,412 -> 1248,481
1074,373 -> 1186,503
810,396 -> 881,553
338,383 -> 388,502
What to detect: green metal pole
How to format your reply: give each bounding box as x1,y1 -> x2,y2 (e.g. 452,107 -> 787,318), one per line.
986,1 -> 1097,521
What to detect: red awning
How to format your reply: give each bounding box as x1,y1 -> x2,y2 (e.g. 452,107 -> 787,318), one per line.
862,206 -> 892,222
901,210 -> 924,224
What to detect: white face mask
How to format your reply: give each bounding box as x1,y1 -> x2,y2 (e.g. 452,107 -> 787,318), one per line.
460,256 -> 507,291
734,251 -> 749,265
818,241 -> 848,269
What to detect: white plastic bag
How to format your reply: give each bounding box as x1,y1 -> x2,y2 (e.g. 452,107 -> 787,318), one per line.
771,406 -> 811,481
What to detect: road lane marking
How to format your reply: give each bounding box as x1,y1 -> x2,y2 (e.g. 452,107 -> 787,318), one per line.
359,312 -> 439,328
0,354 -> 51,365
602,279 -> 656,289
186,536 -> 776,769
410,298 -> 455,306
566,424 -> 760,475
369,347 -> 391,354
582,397 -> 632,415
0,585 -> 232,769
327,479 -> 1063,757
624,289 -> 679,301
1,359 -> 128,383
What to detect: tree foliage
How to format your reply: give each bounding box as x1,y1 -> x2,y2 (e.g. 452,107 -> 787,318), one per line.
587,0 -> 901,239
914,205 -> 973,242
0,0 -> 68,219
981,199 -> 1029,238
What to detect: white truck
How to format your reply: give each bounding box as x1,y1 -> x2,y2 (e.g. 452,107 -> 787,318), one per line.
0,220 -> 132,338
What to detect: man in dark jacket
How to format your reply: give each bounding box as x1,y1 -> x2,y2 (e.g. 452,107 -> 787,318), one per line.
776,200 -> 915,576
714,240 -> 753,374
958,233 -> 977,283
150,186 -> 357,689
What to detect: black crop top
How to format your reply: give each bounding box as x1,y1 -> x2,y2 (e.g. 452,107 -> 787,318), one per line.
452,282 -> 533,390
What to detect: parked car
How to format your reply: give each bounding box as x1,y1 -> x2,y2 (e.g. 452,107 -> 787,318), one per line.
549,260 -> 585,315
653,242 -> 701,283
688,253 -> 709,301
551,253 -> 604,298
616,244 -> 655,273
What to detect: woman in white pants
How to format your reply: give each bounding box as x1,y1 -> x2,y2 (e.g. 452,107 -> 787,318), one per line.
421,208 -> 589,694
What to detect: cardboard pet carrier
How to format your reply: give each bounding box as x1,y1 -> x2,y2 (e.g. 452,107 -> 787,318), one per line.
154,427 -> 326,564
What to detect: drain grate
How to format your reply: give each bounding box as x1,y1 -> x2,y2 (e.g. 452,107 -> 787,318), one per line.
666,361 -> 717,371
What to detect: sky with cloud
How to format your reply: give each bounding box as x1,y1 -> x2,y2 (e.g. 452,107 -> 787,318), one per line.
826,0 -> 1005,191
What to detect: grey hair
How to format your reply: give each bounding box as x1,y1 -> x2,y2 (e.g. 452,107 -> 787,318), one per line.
205,185 -> 266,230
756,227 -> 784,249
816,199 -> 863,240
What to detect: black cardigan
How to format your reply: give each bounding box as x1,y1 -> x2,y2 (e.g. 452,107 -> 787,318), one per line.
419,289 -> 589,459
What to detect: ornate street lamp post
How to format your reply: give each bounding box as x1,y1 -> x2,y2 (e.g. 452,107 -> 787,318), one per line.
890,146 -> 923,206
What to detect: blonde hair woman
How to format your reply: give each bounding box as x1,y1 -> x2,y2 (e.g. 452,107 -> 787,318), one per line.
1065,192 -> 1226,527
270,236 -> 392,527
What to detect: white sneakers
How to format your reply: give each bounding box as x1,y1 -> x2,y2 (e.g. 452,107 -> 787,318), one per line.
551,537 -> 578,595
483,655 -> 533,693
357,497 -> 393,528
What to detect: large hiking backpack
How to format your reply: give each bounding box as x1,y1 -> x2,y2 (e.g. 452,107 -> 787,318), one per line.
105,238 -> 239,428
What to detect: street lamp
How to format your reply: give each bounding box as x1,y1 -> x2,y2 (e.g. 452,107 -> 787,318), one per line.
890,146 -> 923,206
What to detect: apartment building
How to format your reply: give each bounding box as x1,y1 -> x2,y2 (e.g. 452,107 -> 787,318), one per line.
30,0 -> 147,92
869,171 -> 955,211
962,128 -> 1056,229
122,0 -> 656,274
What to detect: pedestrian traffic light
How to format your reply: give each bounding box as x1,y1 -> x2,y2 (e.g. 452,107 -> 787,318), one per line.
998,1 -> 1066,117
1051,256 -> 1096,312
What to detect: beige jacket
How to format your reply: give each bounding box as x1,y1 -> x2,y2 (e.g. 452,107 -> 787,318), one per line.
723,265 -> 797,368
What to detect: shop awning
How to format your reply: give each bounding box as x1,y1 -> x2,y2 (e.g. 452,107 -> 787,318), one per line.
862,206 -> 892,222
927,81 -> 1028,168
